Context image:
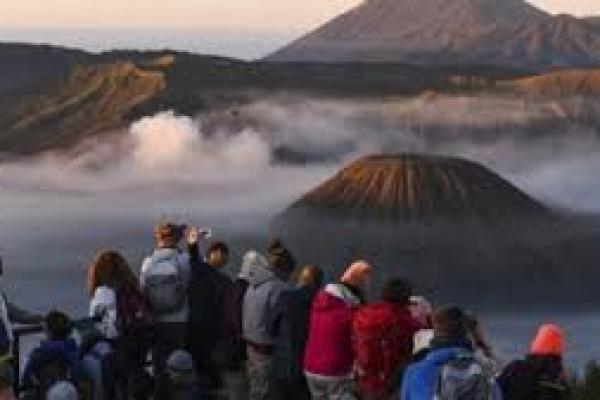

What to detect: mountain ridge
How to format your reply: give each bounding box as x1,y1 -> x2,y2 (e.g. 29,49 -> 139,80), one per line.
266,0 -> 600,69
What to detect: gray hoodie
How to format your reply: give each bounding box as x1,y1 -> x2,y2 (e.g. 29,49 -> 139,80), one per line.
242,252 -> 288,346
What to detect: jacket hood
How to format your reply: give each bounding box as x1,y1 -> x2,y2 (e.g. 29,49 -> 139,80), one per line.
152,248 -> 181,262
423,347 -> 471,367
239,251 -> 267,281
246,252 -> 276,287
312,284 -> 361,311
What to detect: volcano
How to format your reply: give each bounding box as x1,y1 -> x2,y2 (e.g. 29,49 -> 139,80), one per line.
284,154 -> 548,222
266,0 -> 600,69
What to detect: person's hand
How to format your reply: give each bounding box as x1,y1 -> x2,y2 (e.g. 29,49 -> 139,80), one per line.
186,226 -> 200,245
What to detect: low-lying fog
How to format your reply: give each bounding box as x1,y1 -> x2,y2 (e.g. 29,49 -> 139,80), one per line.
1,93 -> 600,305
3,93 -> 600,368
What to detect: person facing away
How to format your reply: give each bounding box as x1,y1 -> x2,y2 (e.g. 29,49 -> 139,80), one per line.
85,250 -> 152,400
243,240 -> 296,400
400,306 -> 501,400
140,221 -> 193,400
270,265 -> 324,400
352,279 -> 422,400
220,250 -> 264,400
303,260 -> 373,400
22,311 -> 79,398
499,324 -> 569,400
187,238 -> 232,396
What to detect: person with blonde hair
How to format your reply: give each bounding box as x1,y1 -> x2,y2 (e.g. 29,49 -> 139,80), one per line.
140,221 -> 195,400
303,260 -> 373,400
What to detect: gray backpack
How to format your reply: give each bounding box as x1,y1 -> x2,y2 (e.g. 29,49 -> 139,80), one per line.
435,352 -> 500,400
144,253 -> 186,315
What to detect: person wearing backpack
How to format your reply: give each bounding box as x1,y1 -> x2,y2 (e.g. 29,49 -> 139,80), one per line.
303,260 -> 372,400
498,324 -> 569,400
22,311 -> 79,400
140,221 -> 193,400
270,265 -> 324,400
243,240 -> 296,400
352,279 -> 422,400
188,238 -> 232,398
84,249 -> 152,400
400,306 -> 501,400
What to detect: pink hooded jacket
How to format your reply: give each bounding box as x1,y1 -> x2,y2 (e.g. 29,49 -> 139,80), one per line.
303,283 -> 362,378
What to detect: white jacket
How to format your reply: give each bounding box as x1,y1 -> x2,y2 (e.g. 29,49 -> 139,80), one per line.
90,286 -> 119,340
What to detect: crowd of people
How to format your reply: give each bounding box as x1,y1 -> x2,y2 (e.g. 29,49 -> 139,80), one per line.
0,220 -> 572,400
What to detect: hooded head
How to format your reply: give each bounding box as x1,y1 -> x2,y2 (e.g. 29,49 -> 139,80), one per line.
239,251 -> 268,281
340,261 -> 372,289
530,324 -> 565,357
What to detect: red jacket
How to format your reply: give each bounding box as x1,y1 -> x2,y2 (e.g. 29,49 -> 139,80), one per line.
303,284 -> 362,377
352,302 -> 422,396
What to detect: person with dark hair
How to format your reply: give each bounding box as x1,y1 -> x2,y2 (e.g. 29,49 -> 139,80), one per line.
22,311 -> 79,398
303,261 -> 372,400
270,265 -> 324,400
243,240 -> 295,400
499,324 -> 569,400
352,279 -> 422,400
188,234 -> 232,397
401,306 -> 501,400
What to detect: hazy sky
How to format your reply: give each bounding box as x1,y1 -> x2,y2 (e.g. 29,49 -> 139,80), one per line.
1,0 -> 598,30
0,0 -> 598,59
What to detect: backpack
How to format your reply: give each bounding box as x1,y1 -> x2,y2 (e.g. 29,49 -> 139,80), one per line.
144,253 -> 186,314
117,285 -> 153,333
435,352 -> 501,400
352,303 -> 414,394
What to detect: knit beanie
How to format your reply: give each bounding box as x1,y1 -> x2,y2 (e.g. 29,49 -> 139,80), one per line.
530,324 -> 565,356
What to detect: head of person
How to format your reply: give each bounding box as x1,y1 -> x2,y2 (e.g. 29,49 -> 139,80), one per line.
267,239 -> 297,280
46,381 -> 78,400
530,324 -> 565,358
87,250 -> 136,297
381,278 -> 413,305
45,311 -> 73,341
154,221 -> 184,249
239,250 -> 268,282
206,241 -> 230,269
409,296 -> 434,327
166,349 -> 195,387
432,305 -> 468,341
297,265 -> 324,289
340,260 -> 372,290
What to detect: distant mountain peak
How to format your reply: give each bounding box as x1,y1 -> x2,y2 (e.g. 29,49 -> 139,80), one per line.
266,0 -> 600,69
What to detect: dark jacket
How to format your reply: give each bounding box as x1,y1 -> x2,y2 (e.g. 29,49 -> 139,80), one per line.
270,285 -> 318,379
23,338 -> 79,388
188,256 -> 232,342
499,355 -> 569,400
217,278 -> 250,368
